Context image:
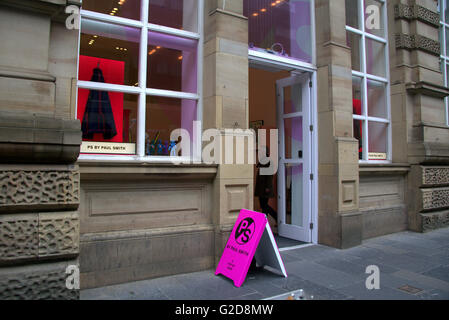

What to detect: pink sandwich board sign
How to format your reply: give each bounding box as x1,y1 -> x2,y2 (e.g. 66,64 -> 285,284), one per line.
215,209 -> 288,287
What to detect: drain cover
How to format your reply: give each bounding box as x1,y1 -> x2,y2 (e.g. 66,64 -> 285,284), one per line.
398,285 -> 423,294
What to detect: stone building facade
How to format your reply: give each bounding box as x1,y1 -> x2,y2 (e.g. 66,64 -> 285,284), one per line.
0,0 -> 448,299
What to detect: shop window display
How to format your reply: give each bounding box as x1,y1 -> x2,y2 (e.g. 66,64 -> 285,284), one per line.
77,0 -> 201,158
346,0 -> 390,161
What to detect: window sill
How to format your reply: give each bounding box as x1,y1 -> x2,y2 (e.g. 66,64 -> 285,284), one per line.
359,163 -> 411,176
78,160 -> 218,181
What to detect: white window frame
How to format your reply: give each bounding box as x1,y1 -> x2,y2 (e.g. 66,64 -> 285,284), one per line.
247,0 -> 316,72
76,0 -> 204,163
346,0 -> 392,163
439,0 -> 449,126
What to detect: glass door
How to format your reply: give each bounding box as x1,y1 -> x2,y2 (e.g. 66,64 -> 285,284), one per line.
276,73 -> 312,243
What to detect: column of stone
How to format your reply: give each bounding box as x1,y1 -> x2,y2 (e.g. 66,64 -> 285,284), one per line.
391,0 -> 449,231
203,0 -> 254,264
0,0 -> 82,299
316,0 -> 361,248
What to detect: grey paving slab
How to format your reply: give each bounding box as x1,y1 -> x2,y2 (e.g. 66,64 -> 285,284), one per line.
284,260 -> 363,289
392,270 -> 449,293
244,277 -> 289,297
378,272 -> 440,293
80,228 -> 449,300
227,292 -> 265,300
314,257 -> 368,277
267,274 -> 353,300
283,245 -> 340,261
338,280 -> 421,300
416,289 -> 449,300
280,252 -> 302,263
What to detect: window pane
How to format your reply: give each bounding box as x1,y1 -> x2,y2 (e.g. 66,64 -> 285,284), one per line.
79,20 -> 140,86
145,96 -> 197,156
352,76 -> 363,115
284,117 -> 303,159
147,31 -> 198,93
366,38 -> 386,77
82,0 -> 141,21
446,0 -> 449,22
345,0 -> 360,29
78,89 -> 138,154
364,0 -> 385,38
440,26 -> 444,56
284,83 -> 302,114
446,63 -> 449,86
244,0 -> 313,63
368,121 -> 388,160
352,76 -> 363,160
353,119 -> 364,160
367,80 -> 387,118
347,31 -> 362,72
285,164 -> 303,227
148,0 -> 198,32
446,27 -> 449,56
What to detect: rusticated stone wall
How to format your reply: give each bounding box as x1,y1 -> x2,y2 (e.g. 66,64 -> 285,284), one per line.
0,170 -> 80,212
0,261 -> 79,300
391,0 -> 449,233
0,167 -> 81,300
0,0 -> 82,300
409,166 -> 449,232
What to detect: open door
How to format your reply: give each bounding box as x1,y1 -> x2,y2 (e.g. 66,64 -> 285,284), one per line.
276,73 -> 312,243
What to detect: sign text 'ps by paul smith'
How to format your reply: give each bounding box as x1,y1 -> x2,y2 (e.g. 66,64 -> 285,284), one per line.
215,209 -> 287,288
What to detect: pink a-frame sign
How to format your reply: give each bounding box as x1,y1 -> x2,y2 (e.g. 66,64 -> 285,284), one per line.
215,209 -> 287,287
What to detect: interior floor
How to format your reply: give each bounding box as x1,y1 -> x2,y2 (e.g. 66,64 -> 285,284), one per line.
274,235 -> 307,249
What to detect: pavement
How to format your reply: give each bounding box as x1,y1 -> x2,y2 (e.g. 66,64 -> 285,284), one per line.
81,227 -> 449,300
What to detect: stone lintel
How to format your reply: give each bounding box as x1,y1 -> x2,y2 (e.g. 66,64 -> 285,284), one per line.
394,4 -> 439,27
395,34 -> 440,56
0,113 -> 81,164
406,81 -> 449,99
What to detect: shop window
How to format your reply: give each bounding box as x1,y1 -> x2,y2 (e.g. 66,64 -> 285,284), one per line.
77,0 -> 203,159
147,31 -> 197,93
148,0 -> 198,33
243,0 -> 313,64
81,0 -> 141,20
439,0 -> 449,126
145,96 -> 197,156
346,0 -> 391,162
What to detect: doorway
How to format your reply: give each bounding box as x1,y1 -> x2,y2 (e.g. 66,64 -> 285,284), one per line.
249,63 -> 315,245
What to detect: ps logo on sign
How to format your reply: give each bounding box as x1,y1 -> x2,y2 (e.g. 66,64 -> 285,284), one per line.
235,218 -> 256,245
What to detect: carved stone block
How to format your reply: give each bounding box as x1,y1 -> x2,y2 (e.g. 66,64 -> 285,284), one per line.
395,34 -> 440,56
0,169 -> 80,213
0,214 -> 38,264
38,212 -> 79,258
422,166 -> 449,186
421,210 -> 449,232
422,187 -> 449,211
394,4 -> 439,27
0,212 -> 79,265
0,261 -> 79,300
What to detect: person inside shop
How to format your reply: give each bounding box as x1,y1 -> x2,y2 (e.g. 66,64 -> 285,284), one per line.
254,145 -> 278,225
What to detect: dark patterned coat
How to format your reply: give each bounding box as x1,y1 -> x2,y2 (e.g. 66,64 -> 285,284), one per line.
81,67 -> 117,140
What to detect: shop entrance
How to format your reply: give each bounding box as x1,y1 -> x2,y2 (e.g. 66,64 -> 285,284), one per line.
249,63 -> 315,245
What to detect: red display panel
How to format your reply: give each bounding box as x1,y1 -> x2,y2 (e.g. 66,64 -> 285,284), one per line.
77,55 -> 125,143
